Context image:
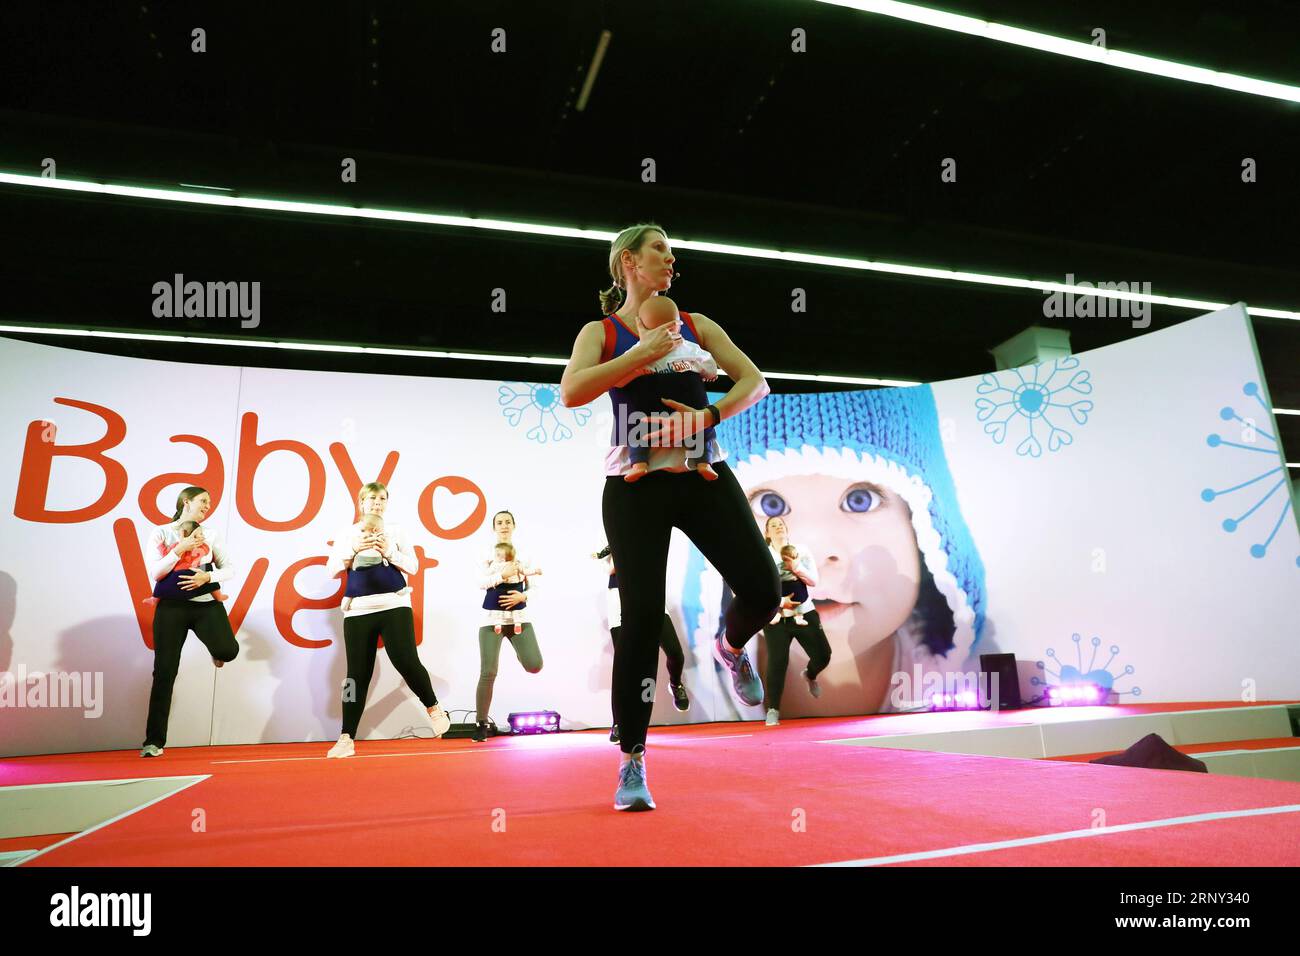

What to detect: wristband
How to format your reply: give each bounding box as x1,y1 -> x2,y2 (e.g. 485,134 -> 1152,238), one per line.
706,404 -> 722,427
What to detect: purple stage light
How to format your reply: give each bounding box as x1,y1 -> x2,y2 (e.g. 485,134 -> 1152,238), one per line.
506,710 -> 562,735
1049,683 -> 1106,706
929,689 -> 983,712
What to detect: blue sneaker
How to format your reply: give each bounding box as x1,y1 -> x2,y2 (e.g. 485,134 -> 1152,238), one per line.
714,635 -> 763,707
614,745 -> 655,811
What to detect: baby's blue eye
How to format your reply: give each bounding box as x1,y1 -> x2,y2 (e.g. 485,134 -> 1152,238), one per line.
842,487 -> 880,513
757,492 -> 787,517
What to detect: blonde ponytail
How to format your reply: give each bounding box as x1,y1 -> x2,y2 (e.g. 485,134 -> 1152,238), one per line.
598,283 -> 624,315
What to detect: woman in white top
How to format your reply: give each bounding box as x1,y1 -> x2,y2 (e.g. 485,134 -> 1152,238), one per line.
760,515 -> 832,726
323,481 -> 450,758
140,485 -> 240,757
473,510 -> 544,741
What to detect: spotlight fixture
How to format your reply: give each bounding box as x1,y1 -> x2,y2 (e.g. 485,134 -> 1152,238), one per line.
929,690 -> 981,712
1047,683 -> 1107,706
507,710 -> 561,735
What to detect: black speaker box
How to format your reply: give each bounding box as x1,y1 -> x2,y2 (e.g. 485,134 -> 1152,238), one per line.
979,652 -> 1023,710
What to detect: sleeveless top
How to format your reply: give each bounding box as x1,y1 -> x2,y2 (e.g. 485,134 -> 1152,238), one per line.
600,310 -> 726,476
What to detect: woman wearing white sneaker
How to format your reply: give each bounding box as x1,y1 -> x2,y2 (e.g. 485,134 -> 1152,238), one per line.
324,482 -> 450,757
140,486 -> 240,758
759,516 -> 831,727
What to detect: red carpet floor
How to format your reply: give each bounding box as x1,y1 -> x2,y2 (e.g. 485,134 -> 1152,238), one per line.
7,707 -> 1300,867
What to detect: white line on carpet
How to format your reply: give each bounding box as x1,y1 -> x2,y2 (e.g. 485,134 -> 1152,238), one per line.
211,750 -> 489,765
211,732 -> 755,764
0,775 -> 206,792
18,775 -> 211,866
812,803 -> 1300,866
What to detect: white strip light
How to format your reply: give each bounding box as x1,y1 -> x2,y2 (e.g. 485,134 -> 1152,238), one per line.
1,170 -> 1297,323
0,323 -> 916,388
7,324 -> 1300,414
813,0 -> 1300,104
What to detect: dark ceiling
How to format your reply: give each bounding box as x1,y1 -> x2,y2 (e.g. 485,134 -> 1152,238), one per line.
1,0 -> 1297,455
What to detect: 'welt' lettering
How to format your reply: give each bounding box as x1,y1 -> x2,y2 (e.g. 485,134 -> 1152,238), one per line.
15,396 -> 478,648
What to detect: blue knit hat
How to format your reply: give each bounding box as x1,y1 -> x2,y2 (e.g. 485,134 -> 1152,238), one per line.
716,385 -> 987,645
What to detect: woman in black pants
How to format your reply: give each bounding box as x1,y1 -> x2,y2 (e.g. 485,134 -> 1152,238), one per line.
760,515 -> 832,726
561,223 -> 779,811
596,545 -> 690,743
323,481 -> 451,757
140,486 -> 239,757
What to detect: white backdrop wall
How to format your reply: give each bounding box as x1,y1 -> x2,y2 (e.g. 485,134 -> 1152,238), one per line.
1,304 -> 1296,756
932,303 -> 1300,704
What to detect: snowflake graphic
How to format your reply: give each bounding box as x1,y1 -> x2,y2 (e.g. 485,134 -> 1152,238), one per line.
1201,382 -> 1299,566
498,382 -> 591,444
975,356 -> 1093,457
1032,633 -> 1140,703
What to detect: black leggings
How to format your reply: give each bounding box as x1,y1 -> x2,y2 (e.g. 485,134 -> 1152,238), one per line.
143,599 -> 240,748
603,461 -> 779,753
341,606 -> 439,738
609,614 -> 685,727
762,609 -> 832,711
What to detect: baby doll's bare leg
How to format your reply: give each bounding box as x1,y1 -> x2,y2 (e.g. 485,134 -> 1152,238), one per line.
695,461 -> 719,481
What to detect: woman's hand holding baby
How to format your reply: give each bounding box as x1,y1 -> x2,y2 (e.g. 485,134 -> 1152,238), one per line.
174,529 -> 204,555
631,320 -> 681,365
352,531 -> 381,554
642,398 -> 711,446
179,569 -> 212,590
